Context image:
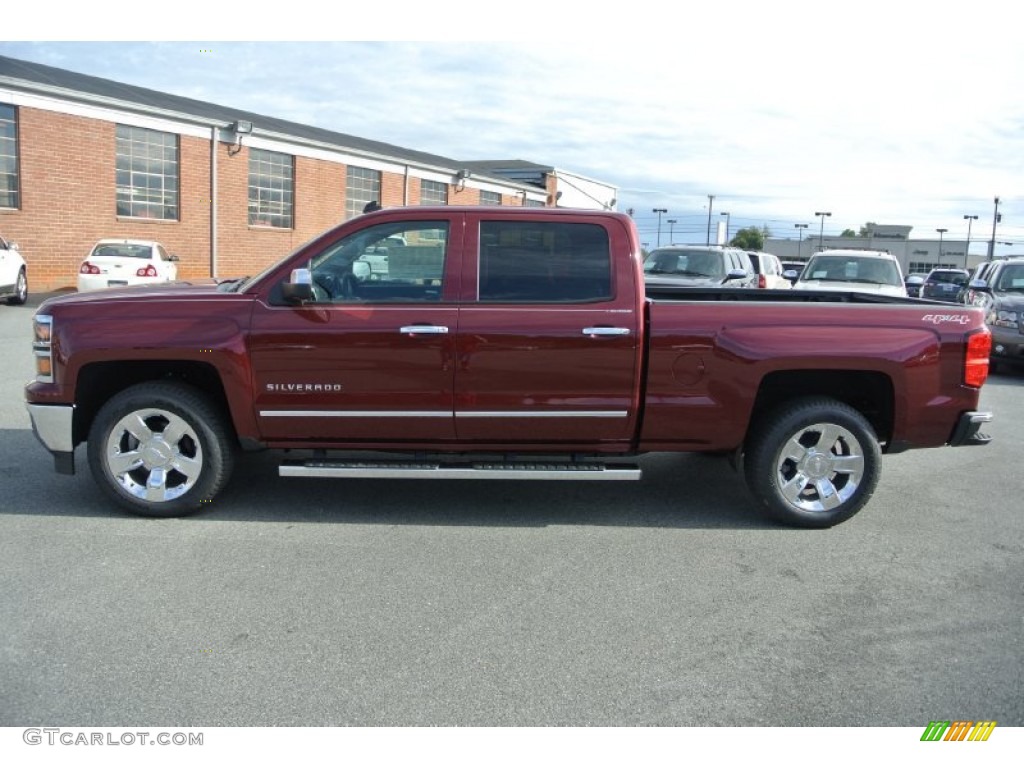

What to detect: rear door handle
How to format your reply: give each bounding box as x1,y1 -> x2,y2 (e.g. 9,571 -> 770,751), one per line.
582,327 -> 631,337
400,325 -> 450,335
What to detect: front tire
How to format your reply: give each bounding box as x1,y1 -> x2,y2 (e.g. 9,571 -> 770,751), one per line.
6,268 -> 27,305
87,382 -> 236,517
744,397 -> 881,528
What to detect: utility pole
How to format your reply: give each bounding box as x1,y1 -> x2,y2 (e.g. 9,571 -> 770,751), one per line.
988,196 -> 1001,258
815,211 -> 832,253
652,208 -> 667,247
794,223 -> 808,260
706,195 -> 715,246
963,214 -> 978,269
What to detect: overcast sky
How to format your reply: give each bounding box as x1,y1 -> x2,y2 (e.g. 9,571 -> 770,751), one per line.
4,3 -> 1024,255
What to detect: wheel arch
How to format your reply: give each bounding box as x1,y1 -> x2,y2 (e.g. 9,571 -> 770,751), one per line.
746,369 -> 894,449
72,360 -> 236,447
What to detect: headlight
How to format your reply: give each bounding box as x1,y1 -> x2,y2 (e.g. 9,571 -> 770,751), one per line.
33,315 -> 53,383
991,309 -> 1019,329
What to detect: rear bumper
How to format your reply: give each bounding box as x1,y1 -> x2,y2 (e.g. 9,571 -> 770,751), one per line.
948,410 -> 994,447
25,403 -> 76,474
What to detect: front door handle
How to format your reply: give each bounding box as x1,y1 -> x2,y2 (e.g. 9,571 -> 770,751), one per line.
582,327 -> 631,337
400,325 -> 450,336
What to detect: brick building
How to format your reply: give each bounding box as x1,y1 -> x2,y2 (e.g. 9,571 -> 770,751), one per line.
0,55 -> 618,291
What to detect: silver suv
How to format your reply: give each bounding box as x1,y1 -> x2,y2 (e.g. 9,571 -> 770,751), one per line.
642,245 -> 757,288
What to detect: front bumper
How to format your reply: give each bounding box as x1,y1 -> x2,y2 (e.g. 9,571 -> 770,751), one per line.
948,411 -> 994,447
26,403 -> 76,474
990,327 -> 1024,363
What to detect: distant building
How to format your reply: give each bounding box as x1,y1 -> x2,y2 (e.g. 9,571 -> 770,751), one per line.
0,55 -> 617,290
766,223 -> 980,275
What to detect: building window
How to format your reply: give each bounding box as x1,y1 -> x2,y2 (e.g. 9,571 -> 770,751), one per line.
346,166 -> 381,219
525,198 -> 546,208
116,125 -> 179,219
480,190 -> 501,206
0,104 -> 18,209
248,149 -> 294,228
420,179 -> 448,206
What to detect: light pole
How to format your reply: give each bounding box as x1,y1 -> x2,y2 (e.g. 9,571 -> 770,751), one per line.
963,214 -> 978,269
815,211 -> 832,252
652,208 -> 667,247
706,194 -> 715,246
666,219 -> 677,244
936,228 -> 948,262
794,223 -> 808,260
988,196 -> 1001,258
720,211 -> 731,245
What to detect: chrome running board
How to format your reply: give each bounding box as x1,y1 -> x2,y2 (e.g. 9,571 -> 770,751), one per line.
279,459 -> 642,481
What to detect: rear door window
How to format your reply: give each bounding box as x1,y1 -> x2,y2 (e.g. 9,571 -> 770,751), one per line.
478,221 -> 612,303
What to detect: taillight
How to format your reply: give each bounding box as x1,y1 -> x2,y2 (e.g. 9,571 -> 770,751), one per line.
964,330 -> 991,388
758,274 -> 767,289
137,264 -> 158,277
79,261 -> 100,275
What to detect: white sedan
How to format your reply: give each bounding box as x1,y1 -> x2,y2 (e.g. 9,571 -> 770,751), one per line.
0,234 -> 28,305
78,239 -> 179,292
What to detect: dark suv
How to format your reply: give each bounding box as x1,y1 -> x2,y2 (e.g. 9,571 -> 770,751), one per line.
921,268 -> 969,302
967,257 -> 1024,371
642,245 -> 757,288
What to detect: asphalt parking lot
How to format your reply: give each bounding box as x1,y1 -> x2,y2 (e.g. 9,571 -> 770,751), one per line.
0,293 -> 1021,727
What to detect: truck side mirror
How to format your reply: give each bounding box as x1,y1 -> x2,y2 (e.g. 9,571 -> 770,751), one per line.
783,269 -> 798,280
968,278 -> 990,292
282,268 -> 314,303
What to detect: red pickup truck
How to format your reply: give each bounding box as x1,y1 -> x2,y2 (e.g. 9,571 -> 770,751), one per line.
25,207 -> 993,527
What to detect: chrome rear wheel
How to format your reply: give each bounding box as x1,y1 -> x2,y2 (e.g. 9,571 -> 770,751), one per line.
744,398 -> 881,528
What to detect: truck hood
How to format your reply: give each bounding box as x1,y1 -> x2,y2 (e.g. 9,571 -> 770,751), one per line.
991,292 -> 1024,310
793,279 -> 906,297
644,274 -> 731,288
39,278 -> 235,309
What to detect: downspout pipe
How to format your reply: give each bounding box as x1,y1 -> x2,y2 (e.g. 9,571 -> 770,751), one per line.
210,125 -> 218,278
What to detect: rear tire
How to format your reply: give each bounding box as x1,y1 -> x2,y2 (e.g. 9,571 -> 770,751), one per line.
744,397 -> 881,528
87,381 -> 236,517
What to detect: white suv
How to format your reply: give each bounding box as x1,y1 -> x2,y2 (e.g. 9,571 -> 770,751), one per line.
794,249 -> 906,297
747,251 -> 792,289
0,234 -> 28,305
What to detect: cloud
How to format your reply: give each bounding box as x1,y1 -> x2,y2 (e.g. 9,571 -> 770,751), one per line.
2,35 -> 1023,244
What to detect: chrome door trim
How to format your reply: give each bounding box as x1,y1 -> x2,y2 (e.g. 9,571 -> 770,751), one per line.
260,410 -> 453,418
455,411 -> 628,419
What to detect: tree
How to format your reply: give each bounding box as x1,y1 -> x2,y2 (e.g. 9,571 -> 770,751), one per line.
858,222 -> 876,237
841,228 -> 856,237
730,226 -> 765,250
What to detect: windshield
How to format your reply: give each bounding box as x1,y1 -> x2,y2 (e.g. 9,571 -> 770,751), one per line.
643,249 -> 724,278
994,264 -> 1024,292
927,270 -> 968,285
801,255 -> 901,287
92,244 -> 153,259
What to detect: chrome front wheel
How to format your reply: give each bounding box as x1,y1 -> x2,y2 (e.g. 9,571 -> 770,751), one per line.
87,382 -> 235,516
103,409 -> 204,502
